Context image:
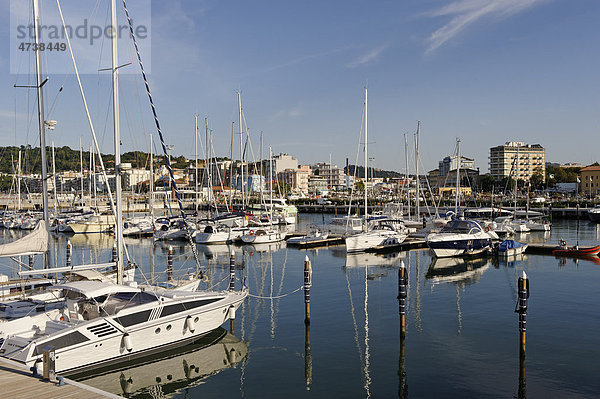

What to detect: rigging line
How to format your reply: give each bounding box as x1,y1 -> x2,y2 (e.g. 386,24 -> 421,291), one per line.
55,0 -> 131,262
348,99 -> 365,223
121,0 -> 202,274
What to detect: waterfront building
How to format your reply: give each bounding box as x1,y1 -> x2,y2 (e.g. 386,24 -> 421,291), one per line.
439,155 -> 475,176
308,175 -> 328,195
580,165 -> 600,197
314,162 -> 345,190
278,164 -> 311,194
489,141 -> 545,181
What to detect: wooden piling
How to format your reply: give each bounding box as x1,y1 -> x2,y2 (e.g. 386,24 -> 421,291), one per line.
517,271 -> 529,355
305,323 -> 312,390
111,243 -> 117,263
167,246 -> 174,281
229,250 -> 235,292
398,260 -> 407,338
66,240 -> 71,267
304,255 -> 311,325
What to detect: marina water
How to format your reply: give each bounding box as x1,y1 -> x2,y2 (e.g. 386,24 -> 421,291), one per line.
1,215 -> 599,398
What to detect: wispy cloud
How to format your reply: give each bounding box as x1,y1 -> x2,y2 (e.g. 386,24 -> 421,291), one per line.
423,0 -> 548,54
346,44 -> 389,68
268,106 -> 303,122
263,46 -> 350,73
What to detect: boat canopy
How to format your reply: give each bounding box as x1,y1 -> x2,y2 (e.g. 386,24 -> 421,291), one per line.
53,280 -> 140,299
499,240 -> 526,251
0,221 -> 48,257
441,219 -> 483,233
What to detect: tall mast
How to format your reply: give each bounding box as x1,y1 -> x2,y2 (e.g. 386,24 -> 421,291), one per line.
205,117 -> 212,218
514,144 -> 519,212
89,146 -> 93,207
404,133 -> 410,219
238,92 -> 244,208
415,121 -> 421,219
149,134 -> 154,220
260,131 -> 264,206
194,115 -> 198,214
229,122 -> 234,209
17,150 -> 22,211
32,0 -> 49,231
79,137 -> 84,207
92,145 -> 97,208
364,86 -> 368,222
455,138 -> 461,215
110,0 -> 124,282
52,141 -> 57,215
269,146 -> 273,223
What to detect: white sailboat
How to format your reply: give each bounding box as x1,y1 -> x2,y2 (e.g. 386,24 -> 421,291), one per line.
345,87 -> 407,252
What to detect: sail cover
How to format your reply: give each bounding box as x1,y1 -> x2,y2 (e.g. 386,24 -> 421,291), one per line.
0,221 -> 48,257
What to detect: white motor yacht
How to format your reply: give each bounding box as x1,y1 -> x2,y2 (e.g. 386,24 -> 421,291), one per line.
426,219 -> 493,258
0,280 -> 247,376
345,221 -> 408,253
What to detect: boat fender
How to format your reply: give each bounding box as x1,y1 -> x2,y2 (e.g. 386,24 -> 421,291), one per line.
228,305 -> 236,320
559,240 -> 567,248
122,333 -> 133,352
186,316 -> 196,333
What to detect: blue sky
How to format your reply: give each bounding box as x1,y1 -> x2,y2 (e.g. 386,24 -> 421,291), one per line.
2,0 -> 599,173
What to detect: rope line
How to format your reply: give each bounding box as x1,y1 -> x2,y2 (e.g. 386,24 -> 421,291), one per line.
247,285 -> 304,300
121,0 -> 202,273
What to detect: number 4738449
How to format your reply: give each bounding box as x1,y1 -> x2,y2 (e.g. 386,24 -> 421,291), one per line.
18,42 -> 66,51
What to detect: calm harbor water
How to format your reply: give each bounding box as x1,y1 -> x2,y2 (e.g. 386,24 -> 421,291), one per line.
1,215 -> 599,398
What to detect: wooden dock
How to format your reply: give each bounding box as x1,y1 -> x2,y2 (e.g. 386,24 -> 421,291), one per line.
0,357 -> 118,399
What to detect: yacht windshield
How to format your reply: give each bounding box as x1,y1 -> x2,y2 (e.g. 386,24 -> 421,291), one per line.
100,291 -> 158,316
441,220 -> 481,233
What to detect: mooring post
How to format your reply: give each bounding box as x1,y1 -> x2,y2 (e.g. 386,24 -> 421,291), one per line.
28,255 -> 34,270
229,250 -> 235,292
516,270 -> 529,354
111,243 -> 117,263
167,246 -> 174,281
398,260 -> 407,338
305,322 -> 312,390
66,239 -> 71,267
517,272 -> 528,398
304,255 -> 311,325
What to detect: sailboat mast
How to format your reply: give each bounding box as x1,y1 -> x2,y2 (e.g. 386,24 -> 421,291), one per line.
79,138 -> 84,207
415,121 -> 421,220
364,86 -> 368,221
514,144 -> 519,212
110,0 -> 124,282
205,117 -> 211,218
194,115 -> 198,214
238,92 -> 244,208
17,150 -> 21,211
455,138 -> 460,215
404,133 -> 410,219
269,146 -> 273,222
52,141 -> 57,215
32,0 -> 49,230
149,134 -> 154,220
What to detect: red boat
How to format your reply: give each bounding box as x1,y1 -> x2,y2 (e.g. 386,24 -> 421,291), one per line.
552,240 -> 600,257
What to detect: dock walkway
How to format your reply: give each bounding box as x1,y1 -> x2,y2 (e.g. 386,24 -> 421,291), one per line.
0,357 -> 118,399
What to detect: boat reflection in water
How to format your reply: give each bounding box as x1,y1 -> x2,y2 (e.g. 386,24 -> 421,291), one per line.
75,327 -> 248,398
345,251 -> 406,268
426,256 -> 490,285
